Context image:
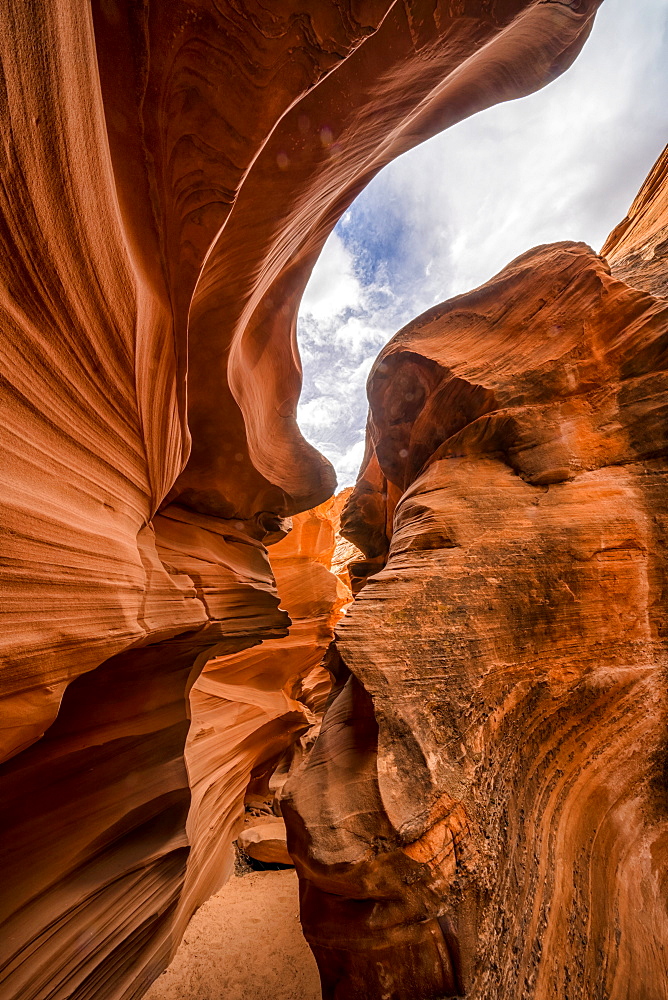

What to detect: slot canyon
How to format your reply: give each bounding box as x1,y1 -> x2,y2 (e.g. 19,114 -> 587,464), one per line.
1,2 -> 667,999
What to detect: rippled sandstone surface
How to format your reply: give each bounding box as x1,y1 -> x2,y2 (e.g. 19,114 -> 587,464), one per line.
0,2 -> 606,997
283,147 -> 668,1000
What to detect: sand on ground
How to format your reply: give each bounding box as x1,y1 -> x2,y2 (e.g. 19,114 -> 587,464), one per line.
145,870 -> 321,1000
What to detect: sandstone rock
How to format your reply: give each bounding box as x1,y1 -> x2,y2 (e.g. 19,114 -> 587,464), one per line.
602,142 -> 668,296
238,818 -> 293,867
283,238 -> 668,999
0,0 -> 606,996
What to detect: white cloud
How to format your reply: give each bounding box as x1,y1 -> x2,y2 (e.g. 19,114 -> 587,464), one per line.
297,0 -> 668,489
332,438 -> 367,487
299,230 -> 362,323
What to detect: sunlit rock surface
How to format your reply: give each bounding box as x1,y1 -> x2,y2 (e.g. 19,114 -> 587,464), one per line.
283,202 -> 668,997
603,142 -> 668,297
238,818 -> 293,866
0,0 -> 607,996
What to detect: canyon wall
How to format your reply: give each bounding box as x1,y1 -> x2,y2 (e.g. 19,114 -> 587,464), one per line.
0,2 -> 605,998
602,143 -> 668,297
283,148 -> 668,999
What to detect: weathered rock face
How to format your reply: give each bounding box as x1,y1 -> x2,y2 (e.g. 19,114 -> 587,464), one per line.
0,0 -> 608,996
283,232 -> 668,999
602,143 -> 668,297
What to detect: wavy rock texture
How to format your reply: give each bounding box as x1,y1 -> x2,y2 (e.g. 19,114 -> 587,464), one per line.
0,0 -> 604,997
283,237 -> 668,999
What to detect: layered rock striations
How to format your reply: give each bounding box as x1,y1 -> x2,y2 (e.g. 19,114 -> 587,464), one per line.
0,0 -> 612,996
283,229 -> 668,998
602,142 -> 668,297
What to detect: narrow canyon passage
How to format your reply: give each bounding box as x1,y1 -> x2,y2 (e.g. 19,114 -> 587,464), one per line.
1,3 -> 668,1000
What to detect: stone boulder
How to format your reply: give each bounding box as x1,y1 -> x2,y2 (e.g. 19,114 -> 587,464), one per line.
238,818 -> 293,867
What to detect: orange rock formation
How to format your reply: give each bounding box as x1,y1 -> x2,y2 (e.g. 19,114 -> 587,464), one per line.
283,182 -> 668,996
602,142 -> 668,297
0,0 -> 625,997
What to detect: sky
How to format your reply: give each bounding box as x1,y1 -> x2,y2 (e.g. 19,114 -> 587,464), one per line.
295,0 -> 668,489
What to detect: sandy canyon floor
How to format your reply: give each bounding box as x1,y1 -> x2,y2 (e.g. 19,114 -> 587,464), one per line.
145,870 -> 321,1000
